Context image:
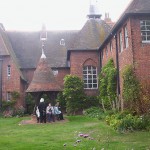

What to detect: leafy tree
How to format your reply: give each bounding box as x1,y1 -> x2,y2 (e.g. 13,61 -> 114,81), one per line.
63,75 -> 85,115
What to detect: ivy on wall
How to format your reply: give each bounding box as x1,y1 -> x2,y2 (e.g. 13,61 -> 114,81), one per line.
98,59 -> 118,111
122,65 -> 141,112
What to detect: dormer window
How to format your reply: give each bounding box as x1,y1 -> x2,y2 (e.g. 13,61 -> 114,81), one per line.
60,39 -> 65,46
52,69 -> 58,76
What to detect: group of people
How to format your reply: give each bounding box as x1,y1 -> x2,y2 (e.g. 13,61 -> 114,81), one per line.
35,98 -> 64,123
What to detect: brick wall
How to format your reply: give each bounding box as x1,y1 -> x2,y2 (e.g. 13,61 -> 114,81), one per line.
54,68 -> 70,88
101,18 -> 134,97
70,50 -> 99,96
131,16 -> 150,85
100,15 -> 150,110
2,56 -> 24,106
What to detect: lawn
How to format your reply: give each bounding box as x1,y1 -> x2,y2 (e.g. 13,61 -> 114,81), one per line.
0,116 -> 150,150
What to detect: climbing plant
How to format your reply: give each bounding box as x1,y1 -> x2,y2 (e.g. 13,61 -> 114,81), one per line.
63,75 -> 85,115
98,59 -> 117,111
122,65 -> 141,112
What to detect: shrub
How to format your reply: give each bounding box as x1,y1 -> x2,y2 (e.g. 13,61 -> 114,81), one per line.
63,75 -> 85,115
105,112 -> 150,132
84,107 -> 105,120
122,65 -> 141,112
13,106 -> 25,117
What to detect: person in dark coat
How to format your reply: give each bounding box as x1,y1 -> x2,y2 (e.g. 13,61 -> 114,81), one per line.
38,98 -> 47,123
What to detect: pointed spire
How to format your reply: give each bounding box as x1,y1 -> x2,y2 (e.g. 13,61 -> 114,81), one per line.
87,0 -> 101,19
41,49 -> 46,59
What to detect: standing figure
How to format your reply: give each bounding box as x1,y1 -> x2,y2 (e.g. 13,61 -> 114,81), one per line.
54,102 -> 64,120
35,106 -> 40,123
38,98 -> 47,123
46,103 -> 53,123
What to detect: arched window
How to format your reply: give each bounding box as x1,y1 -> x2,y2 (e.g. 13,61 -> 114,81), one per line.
83,66 -> 98,89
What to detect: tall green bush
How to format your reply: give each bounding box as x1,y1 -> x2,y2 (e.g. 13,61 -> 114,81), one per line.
122,65 -> 141,112
63,75 -> 85,115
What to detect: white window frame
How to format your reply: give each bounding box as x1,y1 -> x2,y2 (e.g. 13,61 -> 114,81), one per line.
60,39 -> 65,46
83,66 -> 98,89
7,92 -> 11,101
119,31 -> 123,52
140,20 -> 150,43
7,65 -> 11,78
124,26 -> 129,48
52,69 -> 58,76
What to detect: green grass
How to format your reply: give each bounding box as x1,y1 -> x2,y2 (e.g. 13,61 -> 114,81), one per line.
0,116 -> 150,150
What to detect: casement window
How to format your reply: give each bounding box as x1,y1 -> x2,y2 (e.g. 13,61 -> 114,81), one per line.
140,20 -> 150,43
7,92 -> 11,101
7,65 -> 11,78
101,50 -> 104,60
83,66 -> 98,89
119,31 -> 123,52
52,69 -> 58,76
124,26 -> 129,48
106,46 -> 108,57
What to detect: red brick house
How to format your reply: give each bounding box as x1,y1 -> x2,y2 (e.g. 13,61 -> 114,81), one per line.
99,0 -> 150,110
0,3 -> 111,108
0,0 -> 149,110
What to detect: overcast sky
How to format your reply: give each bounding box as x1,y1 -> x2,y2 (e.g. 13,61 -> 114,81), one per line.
0,0 -> 131,31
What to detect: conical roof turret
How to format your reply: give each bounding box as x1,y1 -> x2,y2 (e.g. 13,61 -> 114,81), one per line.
26,50 -> 61,92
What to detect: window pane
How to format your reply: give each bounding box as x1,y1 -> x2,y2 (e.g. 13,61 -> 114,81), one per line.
141,26 -> 146,30
146,21 -> 150,25
84,84 -> 87,88
83,75 -> 87,79
93,75 -> 96,78
84,80 -> 87,83
93,79 -> 97,83
88,66 -> 91,70
88,80 -> 92,83
93,70 -> 96,74
88,84 -> 92,88
93,84 -> 97,88
83,66 -> 87,70
147,31 -> 150,36
147,36 -> 150,41
83,71 -> 87,74
88,70 -> 92,74
88,75 -> 92,79
142,36 -> 146,41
